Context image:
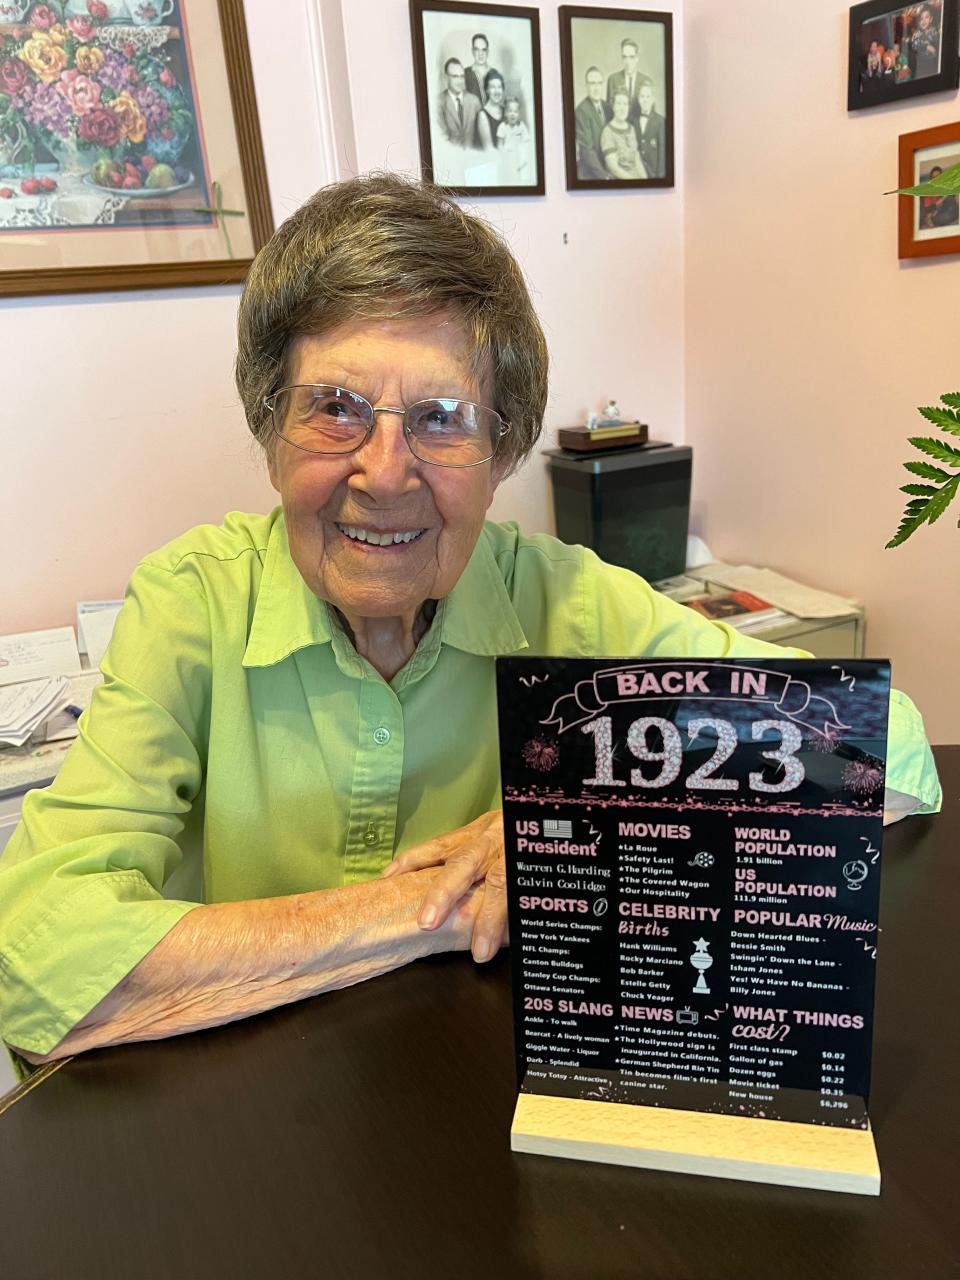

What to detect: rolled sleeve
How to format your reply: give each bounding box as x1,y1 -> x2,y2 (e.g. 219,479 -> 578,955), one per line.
0,560 -> 210,1058
581,548 -> 941,819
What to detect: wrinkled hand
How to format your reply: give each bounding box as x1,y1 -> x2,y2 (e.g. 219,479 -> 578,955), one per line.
381,811 -> 508,963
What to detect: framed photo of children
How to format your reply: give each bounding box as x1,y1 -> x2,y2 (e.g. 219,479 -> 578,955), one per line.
847,0 -> 960,111
409,0 -> 545,196
0,0 -> 272,297
559,6 -> 674,191
898,121 -> 960,258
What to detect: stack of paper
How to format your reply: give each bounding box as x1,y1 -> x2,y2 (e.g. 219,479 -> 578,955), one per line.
684,591 -> 789,632
652,573 -> 709,603
686,564 -> 859,620
43,670 -> 104,742
77,600 -> 123,667
0,626 -> 82,689
0,676 -> 70,747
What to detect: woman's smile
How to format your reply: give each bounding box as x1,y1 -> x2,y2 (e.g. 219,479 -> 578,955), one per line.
334,522 -> 428,549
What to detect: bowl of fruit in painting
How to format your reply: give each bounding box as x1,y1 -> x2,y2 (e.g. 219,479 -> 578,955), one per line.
84,154 -> 193,195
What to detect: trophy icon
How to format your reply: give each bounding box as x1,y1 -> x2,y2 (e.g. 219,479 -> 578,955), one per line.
690,937 -> 714,995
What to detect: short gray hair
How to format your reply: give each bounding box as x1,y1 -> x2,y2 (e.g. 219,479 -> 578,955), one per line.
235,172 -> 548,474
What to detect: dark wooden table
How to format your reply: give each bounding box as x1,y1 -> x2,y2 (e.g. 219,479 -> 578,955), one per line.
2,749 -> 958,1280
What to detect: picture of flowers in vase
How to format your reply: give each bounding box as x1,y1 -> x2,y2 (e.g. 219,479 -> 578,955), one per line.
0,0 -> 212,228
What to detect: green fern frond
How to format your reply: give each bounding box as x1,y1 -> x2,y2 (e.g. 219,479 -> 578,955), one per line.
886,512 -> 929,549
925,477 -> 960,526
888,395 -> 960,548
899,483 -> 938,496
918,405 -> 960,435
904,460 -> 954,481
908,436 -> 960,466
892,159 -> 960,197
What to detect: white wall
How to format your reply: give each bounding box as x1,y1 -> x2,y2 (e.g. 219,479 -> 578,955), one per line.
683,0 -> 958,743
339,0 -> 686,535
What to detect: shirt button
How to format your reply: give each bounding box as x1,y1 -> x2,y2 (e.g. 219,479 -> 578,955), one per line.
363,823 -> 379,847
373,726 -> 391,745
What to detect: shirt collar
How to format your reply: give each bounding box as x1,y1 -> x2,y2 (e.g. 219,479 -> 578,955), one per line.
439,523 -> 529,656
243,514 -> 528,669
243,510 -> 334,669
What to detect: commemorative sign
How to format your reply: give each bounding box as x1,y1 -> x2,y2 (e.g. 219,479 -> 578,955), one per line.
496,657 -> 890,1194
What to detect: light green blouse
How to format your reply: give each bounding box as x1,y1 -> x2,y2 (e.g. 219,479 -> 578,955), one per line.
0,510 -> 940,1059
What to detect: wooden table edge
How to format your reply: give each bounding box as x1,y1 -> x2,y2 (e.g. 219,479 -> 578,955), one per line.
0,1057 -> 72,1120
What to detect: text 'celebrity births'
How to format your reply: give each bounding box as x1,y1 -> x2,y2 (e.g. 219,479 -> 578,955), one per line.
496,658 -> 891,1129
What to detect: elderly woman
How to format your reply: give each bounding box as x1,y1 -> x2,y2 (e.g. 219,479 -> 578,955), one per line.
0,175 -> 940,1073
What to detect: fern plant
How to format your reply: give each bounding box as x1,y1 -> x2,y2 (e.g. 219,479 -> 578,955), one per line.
887,158 -> 960,547
886,395 -> 960,548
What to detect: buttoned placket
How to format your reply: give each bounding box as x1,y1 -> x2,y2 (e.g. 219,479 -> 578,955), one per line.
342,675 -> 405,881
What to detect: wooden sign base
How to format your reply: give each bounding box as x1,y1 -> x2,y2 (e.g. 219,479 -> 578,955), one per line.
511,1094 -> 880,1196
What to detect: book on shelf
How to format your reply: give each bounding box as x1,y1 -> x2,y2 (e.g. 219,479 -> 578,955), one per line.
683,590 -> 788,631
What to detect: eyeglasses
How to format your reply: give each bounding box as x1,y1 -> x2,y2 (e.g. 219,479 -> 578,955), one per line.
262,384 -> 510,468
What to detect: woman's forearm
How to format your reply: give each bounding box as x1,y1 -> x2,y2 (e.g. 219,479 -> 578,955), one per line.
14,868 -> 474,1064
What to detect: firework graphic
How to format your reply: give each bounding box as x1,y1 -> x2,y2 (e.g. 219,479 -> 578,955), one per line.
842,760 -> 885,796
521,736 -> 560,772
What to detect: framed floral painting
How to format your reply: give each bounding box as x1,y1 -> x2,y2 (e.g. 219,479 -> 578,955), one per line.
0,0 -> 272,295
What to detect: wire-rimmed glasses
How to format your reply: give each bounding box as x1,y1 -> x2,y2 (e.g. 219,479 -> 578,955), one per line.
262,384 -> 510,468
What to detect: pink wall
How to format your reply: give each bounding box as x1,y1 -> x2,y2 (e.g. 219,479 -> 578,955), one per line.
684,1 -> 957,743
2,0 -> 335,634
3,0 -> 685,631
339,0 -> 687,535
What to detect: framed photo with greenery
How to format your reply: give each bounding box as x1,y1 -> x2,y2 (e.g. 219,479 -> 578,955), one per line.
409,0 -> 545,196
897,120 -> 960,258
0,0 -> 272,296
558,6 -> 674,191
847,0 -> 960,111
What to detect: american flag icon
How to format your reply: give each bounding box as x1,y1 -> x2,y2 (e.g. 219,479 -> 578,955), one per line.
543,819 -> 573,838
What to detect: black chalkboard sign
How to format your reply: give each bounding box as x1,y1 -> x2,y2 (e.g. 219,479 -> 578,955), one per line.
496,657 -> 890,1131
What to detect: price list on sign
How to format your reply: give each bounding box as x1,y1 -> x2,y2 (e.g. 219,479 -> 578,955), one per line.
496,658 -> 890,1132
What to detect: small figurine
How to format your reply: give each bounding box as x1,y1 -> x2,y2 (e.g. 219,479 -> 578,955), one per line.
585,411 -> 599,430
602,398 -> 621,423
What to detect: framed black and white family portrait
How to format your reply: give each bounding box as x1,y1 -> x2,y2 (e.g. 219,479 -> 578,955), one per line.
409,0 -> 545,196
559,6 -> 674,191
847,0 -> 960,111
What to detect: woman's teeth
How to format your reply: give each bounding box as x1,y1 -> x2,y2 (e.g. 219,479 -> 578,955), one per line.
337,525 -> 425,546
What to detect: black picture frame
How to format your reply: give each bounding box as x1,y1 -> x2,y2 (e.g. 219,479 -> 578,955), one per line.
559,5 -> 674,191
847,0 -> 960,111
409,0 -> 546,196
